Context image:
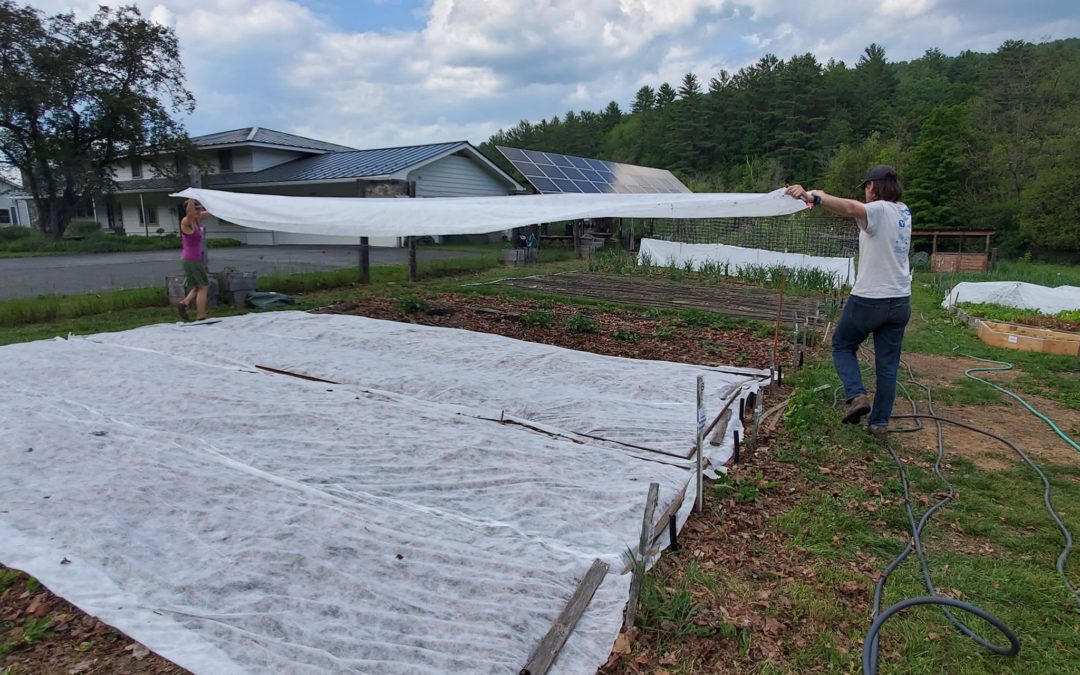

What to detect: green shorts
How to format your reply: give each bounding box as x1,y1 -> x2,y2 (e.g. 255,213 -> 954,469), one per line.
182,259 -> 210,288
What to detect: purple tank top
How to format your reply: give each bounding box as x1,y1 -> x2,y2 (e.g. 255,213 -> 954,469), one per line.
181,225 -> 203,261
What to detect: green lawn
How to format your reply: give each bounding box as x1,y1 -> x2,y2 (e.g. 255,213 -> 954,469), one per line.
764,271 -> 1080,674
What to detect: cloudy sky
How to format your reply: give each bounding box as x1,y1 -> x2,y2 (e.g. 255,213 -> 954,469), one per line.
27,0 -> 1080,151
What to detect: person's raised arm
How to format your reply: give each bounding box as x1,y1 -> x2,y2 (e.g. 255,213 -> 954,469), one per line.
180,197 -> 199,234
784,185 -> 868,231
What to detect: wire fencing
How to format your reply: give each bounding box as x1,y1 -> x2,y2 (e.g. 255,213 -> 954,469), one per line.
627,213 -> 859,258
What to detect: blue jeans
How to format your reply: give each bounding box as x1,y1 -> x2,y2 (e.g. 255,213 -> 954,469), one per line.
832,295 -> 911,427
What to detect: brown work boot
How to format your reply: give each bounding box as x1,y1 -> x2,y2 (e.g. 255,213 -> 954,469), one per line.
841,394 -> 871,424
868,424 -> 888,439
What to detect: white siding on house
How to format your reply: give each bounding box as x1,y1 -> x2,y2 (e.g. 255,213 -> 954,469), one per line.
217,148 -> 252,174
409,154 -> 513,243
0,187 -> 32,227
114,159 -> 140,182
409,154 -> 510,198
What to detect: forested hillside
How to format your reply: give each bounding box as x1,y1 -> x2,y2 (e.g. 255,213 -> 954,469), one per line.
480,39 -> 1080,256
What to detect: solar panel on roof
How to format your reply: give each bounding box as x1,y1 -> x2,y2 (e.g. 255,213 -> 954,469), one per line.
496,146 -> 690,195
528,176 -> 558,192
500,147 -> 528,161
538,164 -> 566,179
561,167 -> 586,181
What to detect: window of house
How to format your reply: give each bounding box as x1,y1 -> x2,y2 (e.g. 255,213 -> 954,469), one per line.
218,149 -> 233,173
0,209 -> 11,224
131,158 -> 143,178
146,207 -> 157,225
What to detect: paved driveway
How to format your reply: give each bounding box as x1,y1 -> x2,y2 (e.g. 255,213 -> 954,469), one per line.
0,246 -> 471,300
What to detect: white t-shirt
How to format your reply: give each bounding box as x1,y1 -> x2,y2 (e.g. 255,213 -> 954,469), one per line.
851,200 -> 912,298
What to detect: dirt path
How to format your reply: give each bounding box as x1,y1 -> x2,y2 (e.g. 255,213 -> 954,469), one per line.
901,353 -> 1080,469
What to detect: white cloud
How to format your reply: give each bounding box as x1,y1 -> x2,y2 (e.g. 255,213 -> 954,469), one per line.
18,0 -> 1080,150
148,4 -> 174,27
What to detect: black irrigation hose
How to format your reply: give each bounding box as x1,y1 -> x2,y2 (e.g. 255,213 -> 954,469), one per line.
862,597 -> 1020,675
831,345 -> 1078,672
864,410 -> 1080,673
892,413 -> 1080,609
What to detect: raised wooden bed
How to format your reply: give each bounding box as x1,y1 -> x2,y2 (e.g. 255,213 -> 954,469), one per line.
975,318 -> 1080,356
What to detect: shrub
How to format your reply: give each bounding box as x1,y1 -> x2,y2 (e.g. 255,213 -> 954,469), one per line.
0,226 -> 36,242
566,312 -> 597,334
65,219 -> 103,237
612,329 -> 640,342
398,297 -> 427,314
520,309 -> 555,328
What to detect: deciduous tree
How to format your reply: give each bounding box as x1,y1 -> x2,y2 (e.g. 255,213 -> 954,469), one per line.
0,1 -> 194,238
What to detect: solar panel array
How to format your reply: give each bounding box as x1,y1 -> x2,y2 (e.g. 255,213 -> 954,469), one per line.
496,146 -> 690,195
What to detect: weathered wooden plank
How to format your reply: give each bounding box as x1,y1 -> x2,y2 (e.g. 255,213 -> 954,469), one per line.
623,483 -> 660,632
520,558 -> 610,675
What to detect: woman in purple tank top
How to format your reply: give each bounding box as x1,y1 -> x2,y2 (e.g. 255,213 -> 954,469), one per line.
178,198 -> 212,321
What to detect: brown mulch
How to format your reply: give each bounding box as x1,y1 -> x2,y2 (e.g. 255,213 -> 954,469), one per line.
0,570 -> 186,675
3,294 -> 814,674
597,437 -> 884,674
318,292 -> 787,368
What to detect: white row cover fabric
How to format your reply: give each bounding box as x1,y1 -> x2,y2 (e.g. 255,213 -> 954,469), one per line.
639,238 -> 854,289
171,187 -> 808,237
943,281 -> 1080,315
1,313 -> 765,675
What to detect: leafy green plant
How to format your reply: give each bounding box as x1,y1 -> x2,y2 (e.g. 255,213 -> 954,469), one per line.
397,297 -> 427,314
21,617 -> 52,645
0,568 -> 19,591
698,339 -> 724,356
653,325 -> 677,340
665,261 -> 685,281
566,312 -> 598,334
612,329 -> 640,342
520,309 -> 555,328
957,302 -> 1080,327
638,561 -> 716,645
0,226 -> 35,242
712,470 -> 779,504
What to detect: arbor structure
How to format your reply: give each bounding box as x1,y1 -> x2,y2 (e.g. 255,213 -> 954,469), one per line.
0,1 -> 194,238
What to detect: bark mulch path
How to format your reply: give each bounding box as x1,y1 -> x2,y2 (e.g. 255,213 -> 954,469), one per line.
319,292 -> 787,368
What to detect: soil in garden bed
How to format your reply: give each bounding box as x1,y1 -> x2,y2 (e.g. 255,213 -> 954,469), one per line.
318,292 -> 794,368
489,271 -> 832,325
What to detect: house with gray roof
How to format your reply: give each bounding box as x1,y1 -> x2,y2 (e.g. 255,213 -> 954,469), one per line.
0,177 -> 31,228
96,127 -> 524,247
